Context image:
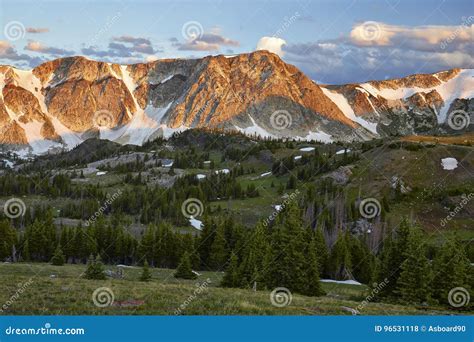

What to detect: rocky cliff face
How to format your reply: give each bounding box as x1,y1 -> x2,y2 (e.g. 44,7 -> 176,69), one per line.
0,51 -> 472,155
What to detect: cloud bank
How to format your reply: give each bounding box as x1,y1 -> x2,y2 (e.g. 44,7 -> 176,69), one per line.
282,20 -> 474,84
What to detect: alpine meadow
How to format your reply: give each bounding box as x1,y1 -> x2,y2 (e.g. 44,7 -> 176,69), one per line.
0,0 -> 472,323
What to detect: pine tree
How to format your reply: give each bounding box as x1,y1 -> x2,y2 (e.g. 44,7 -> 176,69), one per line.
0,220 -> 16,261
22,239 -> 31,261
263,202 -> 310,295
198,215 -> 216,267
431,237 -> 471,305
313,226 -> 329,277
84,254 -> 106,280
239,222 -> 269,288
51,244 -> 65,266
94,254 -> 106,279
138,226 -> 155,266
84,254 -> 96,279
208,224 -> 228,270
396,227 -> 432,304
304,237 -> 325,296
327,232 -> 352,280
174,251 -> 197,279
373,219 -> 412,298
221,252 -> 239,287
349,237 -> 374,284
139,260 -> 152,281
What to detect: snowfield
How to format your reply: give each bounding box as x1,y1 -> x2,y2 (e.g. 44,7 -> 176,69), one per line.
320,279 -> 363,286
300,147 -> 315,152
189,217 -> 203,230
441,157 -> 458,170
336,149 -> 351,155
321,87 -> 378,135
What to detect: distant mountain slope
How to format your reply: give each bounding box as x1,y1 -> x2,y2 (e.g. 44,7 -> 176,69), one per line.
0,51 -> 472,155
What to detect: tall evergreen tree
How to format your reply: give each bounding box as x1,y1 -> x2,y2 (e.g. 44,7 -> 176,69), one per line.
208,224 -> 228,270
174,251 -> 197,279
0,220 -> 16,261
313,226 -> 329,277
373,219 -> 412,298
431,237 -> 471,305
327,232 -> 352,280
304,237 -> 325,296
349,237 -> 374,284
238,222 -> 269,288
221,252 -> 239,288
396,227 -> 432,304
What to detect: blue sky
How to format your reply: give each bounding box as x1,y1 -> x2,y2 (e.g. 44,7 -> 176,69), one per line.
0,0 -> 472,83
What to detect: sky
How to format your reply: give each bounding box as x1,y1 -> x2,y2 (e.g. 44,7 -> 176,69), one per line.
0,0 -> 472,84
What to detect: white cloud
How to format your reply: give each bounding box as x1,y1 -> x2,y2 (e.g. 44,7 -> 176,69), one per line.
26,27 -> 49,34
25,41 -> 74,55
256,36 -> 287,57
145,55 -> 159,62
177,32 -> 239,52
349,21 -> 473,51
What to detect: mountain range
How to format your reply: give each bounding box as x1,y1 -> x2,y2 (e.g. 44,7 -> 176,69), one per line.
0,50 -> 472,155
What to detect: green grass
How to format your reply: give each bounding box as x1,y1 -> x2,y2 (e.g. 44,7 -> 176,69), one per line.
0,263 -> 460,315
209,174 -> 288,226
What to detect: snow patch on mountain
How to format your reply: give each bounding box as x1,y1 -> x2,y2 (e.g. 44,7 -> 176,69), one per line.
321,87 -> 378,134
234,115 -> 275,138
300,130 -> 333,143
7,68 -> 82,150
18,121 -> 61,154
